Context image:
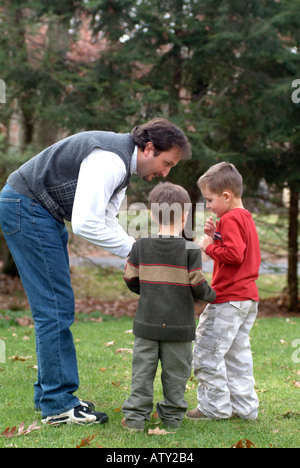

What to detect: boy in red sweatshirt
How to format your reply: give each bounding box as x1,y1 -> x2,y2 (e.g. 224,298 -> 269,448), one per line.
187,162 -> 261,421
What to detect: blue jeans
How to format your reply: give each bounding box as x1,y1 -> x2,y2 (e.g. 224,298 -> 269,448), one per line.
0,184 -> 80,417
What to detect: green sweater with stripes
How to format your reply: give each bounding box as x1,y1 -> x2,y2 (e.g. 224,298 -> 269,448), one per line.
123,236 -> 216,342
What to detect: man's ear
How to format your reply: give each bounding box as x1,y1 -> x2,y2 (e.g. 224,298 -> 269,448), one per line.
144,141 -> 154,157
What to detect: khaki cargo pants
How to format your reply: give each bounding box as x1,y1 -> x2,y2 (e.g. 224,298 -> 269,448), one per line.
122,336 -> 192,429
193,300 -> 259,420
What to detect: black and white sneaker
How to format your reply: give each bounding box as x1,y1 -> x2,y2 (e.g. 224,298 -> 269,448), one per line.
42,404 -> 108,426
79,399 -> 96,411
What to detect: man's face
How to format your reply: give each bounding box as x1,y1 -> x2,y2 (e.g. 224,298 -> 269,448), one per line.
137,143 -> 182,182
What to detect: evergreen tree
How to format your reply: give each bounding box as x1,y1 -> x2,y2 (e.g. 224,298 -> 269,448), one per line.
0,0 -> 299,309
86,0 -> 300,310
193,0 -> 300,311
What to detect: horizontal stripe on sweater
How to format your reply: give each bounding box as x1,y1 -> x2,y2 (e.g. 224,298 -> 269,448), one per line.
124,262 -> 205,287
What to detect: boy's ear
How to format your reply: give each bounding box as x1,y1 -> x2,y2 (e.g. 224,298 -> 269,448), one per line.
223,191 -> 232,202
183,211 -> 189,222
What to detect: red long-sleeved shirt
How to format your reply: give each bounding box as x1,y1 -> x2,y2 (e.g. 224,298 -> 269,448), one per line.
205,208 -> 261,303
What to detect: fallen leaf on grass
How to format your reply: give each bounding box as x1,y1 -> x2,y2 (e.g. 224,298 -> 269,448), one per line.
231,439 -> 257,448
256,388 -> 270,393
148,427 -> 175,436
1,421 -> 41,439
292,381 -> 300,388
27,364 -> 38,370
76,434 -> 97,448
1,426 -> 17,438
105,341 -> 115,347
116,348 -> 133,354
8,355 -> 32,362
112,381 -> 121,387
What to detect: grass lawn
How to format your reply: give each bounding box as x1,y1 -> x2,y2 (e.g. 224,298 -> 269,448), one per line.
0,312 -> 299,449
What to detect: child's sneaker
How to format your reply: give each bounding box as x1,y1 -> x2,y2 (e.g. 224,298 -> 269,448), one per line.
42,404 -> 108,425
185,408 -> 210,420
121,418 -> 144,432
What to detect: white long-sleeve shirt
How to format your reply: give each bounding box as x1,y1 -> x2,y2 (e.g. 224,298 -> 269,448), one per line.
71,147 -> 137,258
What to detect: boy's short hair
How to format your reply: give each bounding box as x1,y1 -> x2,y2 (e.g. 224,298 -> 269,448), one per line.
198,162 -> 243,198
131,118 -> 192,161
148,182 -> 191,226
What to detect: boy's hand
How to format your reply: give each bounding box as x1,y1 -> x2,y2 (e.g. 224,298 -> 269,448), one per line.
204,216 -> 216,238
198,234 -> 214,252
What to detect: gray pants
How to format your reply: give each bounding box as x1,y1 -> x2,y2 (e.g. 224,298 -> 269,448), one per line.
193,300 -> 259,420
122,337 -> 192,429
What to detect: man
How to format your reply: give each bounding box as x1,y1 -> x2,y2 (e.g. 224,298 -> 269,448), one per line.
0,118 -> 191,425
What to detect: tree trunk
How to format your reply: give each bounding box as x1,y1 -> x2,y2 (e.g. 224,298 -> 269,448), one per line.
288,188 -> 299,312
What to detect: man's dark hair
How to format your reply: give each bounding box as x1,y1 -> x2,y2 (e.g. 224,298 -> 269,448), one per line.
131,118 -> 191,161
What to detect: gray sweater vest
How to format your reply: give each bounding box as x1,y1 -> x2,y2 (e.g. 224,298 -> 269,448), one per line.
8,131 -> 135,222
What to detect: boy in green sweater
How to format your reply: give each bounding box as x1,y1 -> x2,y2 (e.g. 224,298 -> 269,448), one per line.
122,182 -> 216,431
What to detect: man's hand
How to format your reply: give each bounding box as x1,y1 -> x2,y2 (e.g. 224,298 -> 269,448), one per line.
198,234 -> 214,252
